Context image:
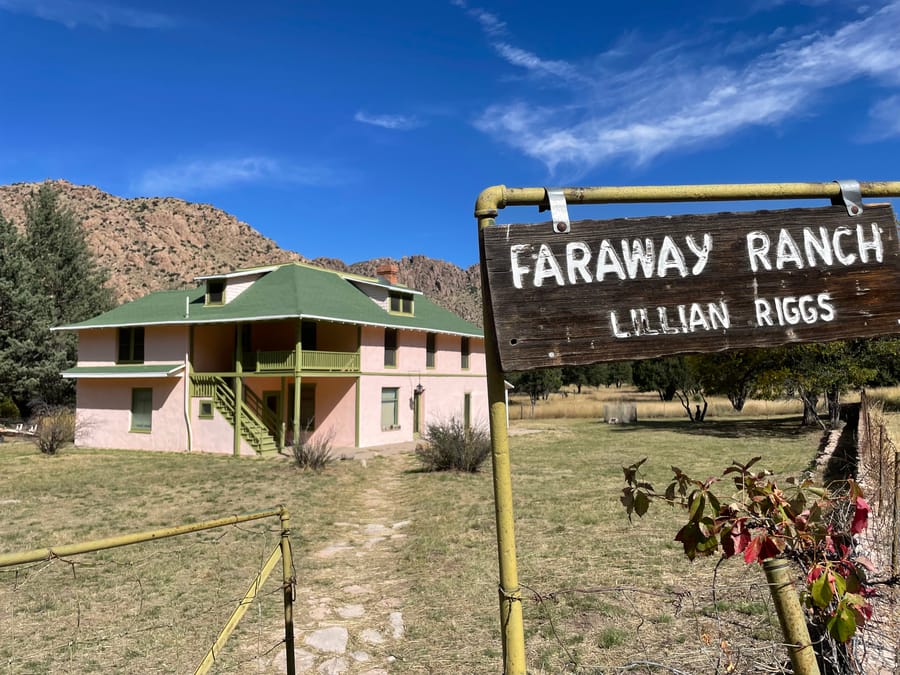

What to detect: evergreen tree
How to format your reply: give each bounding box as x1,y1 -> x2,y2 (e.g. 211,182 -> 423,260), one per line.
507,368 -> 563,404
0,213 -> 60,412
0,183 -> 116,411
22,183 -> 114,325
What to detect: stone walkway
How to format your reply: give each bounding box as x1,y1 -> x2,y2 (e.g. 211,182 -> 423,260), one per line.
262,447 -> 416,674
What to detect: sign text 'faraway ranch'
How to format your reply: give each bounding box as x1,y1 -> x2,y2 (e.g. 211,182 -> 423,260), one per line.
481,205 -> 900,372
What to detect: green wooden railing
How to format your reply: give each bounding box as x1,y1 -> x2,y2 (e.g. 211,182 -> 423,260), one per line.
241,349 -> 359,373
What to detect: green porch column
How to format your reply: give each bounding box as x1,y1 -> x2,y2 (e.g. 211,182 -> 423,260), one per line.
292,321 -> 302,446
234,323 -> 243,456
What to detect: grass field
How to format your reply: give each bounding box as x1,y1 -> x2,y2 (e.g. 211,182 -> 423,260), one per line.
0,405 -> 841,674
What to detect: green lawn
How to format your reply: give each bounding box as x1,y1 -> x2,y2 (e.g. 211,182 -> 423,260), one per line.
0,415 -> 823,673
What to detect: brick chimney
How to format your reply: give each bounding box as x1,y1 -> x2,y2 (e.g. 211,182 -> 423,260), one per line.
376,262 -> 399,285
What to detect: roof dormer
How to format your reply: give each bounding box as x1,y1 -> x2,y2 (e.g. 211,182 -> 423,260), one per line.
195,265 -> 280,306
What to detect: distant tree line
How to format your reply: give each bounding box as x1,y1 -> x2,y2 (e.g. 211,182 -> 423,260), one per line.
506,338 -> 900,427
0,184 -> 114,418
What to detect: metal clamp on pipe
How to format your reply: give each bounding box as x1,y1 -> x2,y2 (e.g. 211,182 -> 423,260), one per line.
833,179 -> 863,216
543,188 -> 571,233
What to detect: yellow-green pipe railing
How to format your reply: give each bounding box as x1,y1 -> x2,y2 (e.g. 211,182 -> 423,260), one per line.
476,180 -> 900,675
0,506 -> 296,675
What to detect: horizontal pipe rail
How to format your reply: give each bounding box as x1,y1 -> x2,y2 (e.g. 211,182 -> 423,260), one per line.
475,181 -> 900,217
0,506 -> 287,568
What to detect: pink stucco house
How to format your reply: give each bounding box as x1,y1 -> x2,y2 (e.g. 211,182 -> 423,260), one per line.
57,262 -> 486,456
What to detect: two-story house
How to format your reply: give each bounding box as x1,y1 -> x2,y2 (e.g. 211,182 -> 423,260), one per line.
57,262 -> 487,456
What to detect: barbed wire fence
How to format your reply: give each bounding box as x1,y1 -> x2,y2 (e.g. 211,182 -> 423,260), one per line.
0,508 -> 296,674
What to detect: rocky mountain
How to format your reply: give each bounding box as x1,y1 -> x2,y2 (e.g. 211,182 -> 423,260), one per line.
0,180 -> 483,324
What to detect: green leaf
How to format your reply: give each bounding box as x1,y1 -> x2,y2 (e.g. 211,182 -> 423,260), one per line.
827,603 -> 857,642
634,491 -> 650,518
688,492 -> 705,522
810,573 -> 833,609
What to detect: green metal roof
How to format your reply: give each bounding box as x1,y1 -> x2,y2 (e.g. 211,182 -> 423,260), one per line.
57,263 -> 483,337
62,364 -> 185,379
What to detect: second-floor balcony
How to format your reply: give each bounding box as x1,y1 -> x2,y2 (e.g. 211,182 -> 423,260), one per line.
240,349 -> 360,373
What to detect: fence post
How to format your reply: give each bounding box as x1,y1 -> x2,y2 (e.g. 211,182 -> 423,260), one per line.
763,559 -> 820,675
280,507 -> 296,675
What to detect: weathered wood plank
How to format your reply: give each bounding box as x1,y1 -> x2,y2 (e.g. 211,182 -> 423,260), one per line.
481,205 -> 900,372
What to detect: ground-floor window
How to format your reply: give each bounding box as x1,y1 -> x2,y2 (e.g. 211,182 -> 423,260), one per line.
381,387 -> 399,430
198,400 -> 214,419
131,388 -> 152,432
464,392 -> 472,430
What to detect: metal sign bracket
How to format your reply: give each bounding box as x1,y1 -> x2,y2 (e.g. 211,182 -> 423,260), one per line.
543,188 -> 570,233
832,179 -> 863,216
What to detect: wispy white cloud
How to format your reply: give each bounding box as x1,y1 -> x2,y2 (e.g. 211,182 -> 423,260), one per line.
0,0 -> 175,29
354,111 -> 424,131
465,1 -> 900,172
450,0 -> 506,36
493,43 -> 591,85
134,157 -> 336,196
866,95 -> 900,139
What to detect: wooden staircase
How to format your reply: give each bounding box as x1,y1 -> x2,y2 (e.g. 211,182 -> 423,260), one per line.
195,375 -> 279,456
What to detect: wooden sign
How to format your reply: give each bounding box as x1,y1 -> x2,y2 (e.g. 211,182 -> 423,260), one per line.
481,204 -> 900,372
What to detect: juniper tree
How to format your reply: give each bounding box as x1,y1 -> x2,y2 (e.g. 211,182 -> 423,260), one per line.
1,183 -> 115,411
0,213 -> 59,412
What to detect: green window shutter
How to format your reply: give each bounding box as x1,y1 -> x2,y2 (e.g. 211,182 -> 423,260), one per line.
381,387 -> 399,429
131,388 -> 152,432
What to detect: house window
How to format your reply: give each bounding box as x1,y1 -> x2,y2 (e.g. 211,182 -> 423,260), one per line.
464,392 -> 472,430
118,327 -> 145,363
426,333 -> 436,369
461,337 -> 470,370
206,280 -> 225,305
131,388 -> 152,432
381,387 -> 399,430
384,328 -> 398,367
389,292 -> 413,315
199,400 -> 214,419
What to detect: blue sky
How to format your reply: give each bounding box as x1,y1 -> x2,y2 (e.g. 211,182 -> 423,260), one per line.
1,1 -> 899,268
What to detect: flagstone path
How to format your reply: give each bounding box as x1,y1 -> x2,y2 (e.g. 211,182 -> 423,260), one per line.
262,446 -> 417,674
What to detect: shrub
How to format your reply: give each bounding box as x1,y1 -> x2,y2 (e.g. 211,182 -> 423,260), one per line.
416,417 -> 491,473
32,407 -> 76,455
291,428 -> 334,470
0,396 -> 20,420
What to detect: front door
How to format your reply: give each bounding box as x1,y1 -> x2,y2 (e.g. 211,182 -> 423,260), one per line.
413,389 -> 423,436
263,390 -> 282,447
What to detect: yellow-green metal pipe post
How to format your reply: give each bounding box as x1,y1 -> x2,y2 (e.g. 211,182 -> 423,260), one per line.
280,507 -> 296,675
478,211 -> 526,674
763,559 -> 820,675
475,180 -> 900,674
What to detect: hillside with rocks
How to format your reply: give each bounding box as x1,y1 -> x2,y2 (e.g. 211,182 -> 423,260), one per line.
0,180 -> 482,324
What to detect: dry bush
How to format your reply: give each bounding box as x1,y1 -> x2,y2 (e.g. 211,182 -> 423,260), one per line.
416,417 -> 491,472
31,407 -> 75,455
291,428 -> 335,470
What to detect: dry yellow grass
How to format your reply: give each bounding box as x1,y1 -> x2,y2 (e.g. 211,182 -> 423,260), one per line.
509,385 -> 805,421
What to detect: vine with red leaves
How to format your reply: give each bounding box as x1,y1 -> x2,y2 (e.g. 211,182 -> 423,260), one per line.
621,456 -> 874,643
